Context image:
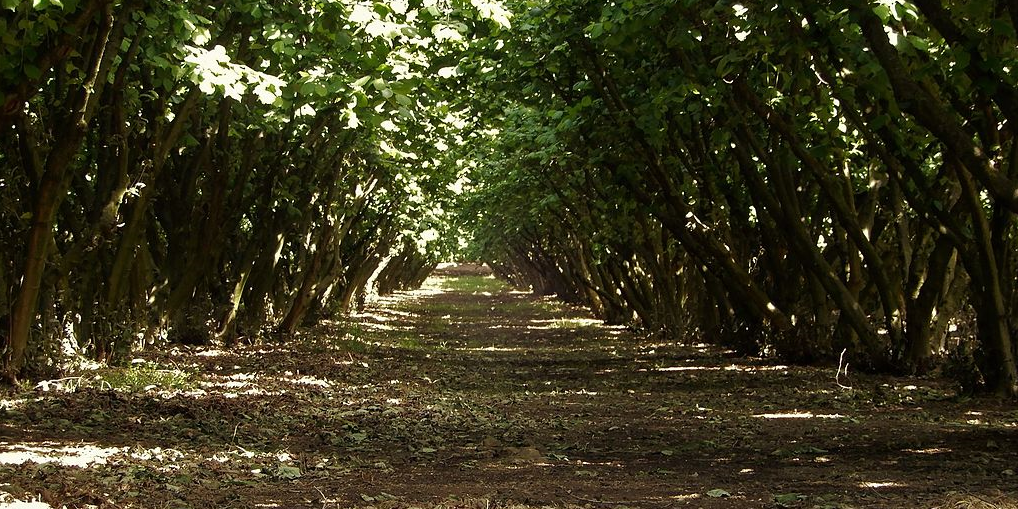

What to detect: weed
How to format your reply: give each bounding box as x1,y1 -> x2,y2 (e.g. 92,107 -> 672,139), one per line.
97,364 -> 195,392
334,338 -> 370,354
549,318 -> 599,329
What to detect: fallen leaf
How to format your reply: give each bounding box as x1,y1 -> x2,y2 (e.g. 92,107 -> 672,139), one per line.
275,465 -> 301,479
706,489 -> 730,498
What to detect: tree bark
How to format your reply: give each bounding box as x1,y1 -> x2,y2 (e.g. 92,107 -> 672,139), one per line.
4,4 -> 117,380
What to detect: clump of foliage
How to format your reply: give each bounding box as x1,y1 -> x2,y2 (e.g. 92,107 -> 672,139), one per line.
0,0 -> 511,382
95,364 -> 196,392
453,0 -> 1018,396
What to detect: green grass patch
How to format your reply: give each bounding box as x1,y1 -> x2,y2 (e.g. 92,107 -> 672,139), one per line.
334,338 -> 371,354
439,275 -> 508,293
397,336 -> 426,350
549,318 -> 599,329
414,302 -> 489,315
97,364 -> 195,392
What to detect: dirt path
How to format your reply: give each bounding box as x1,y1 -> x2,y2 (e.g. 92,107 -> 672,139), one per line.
1,268 -> 1017,508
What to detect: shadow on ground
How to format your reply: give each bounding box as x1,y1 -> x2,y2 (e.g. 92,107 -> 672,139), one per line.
2,267 -> 1016,508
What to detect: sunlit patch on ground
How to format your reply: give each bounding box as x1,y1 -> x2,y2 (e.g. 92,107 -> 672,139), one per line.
904,447 -> 952,454
0,443 -> 122,467
0,494 -> 55,509
723,364 -> 788,371
753,412 -> 845,419
0,398 -> 32,412
859,481 -> 905,489
455,346 -> 523,352
1,269 -> 1015,508
648,366 -> 721,372
196,349 -> 229,357
528,318 -> 603,330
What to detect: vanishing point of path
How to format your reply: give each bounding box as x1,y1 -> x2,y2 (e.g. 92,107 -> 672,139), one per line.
2,265 -> 1017,508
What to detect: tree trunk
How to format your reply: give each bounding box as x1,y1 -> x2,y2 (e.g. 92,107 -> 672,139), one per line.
4,5 -> 117,380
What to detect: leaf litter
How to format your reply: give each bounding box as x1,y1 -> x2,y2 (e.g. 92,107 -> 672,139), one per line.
1,266 -> 1017,508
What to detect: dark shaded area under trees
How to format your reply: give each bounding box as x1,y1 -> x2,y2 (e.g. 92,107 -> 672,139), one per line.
1,0 -> 1017,399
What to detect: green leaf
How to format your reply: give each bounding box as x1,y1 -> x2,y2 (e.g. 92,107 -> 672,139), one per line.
869,113 -> 890,131
2,0 -> 17,11
990,18 -> 1017,39
588,22 -> 603,39
32,0 -> 49,9
352,75 -> 372,88
24,64 -> 42,80
275,465 -> 301,480
953,49 -> 971,71
906,35 -> 928,51
774,493 -> 805,507
873,4 -> 891,22
706,489 -> 730,498
150,55 -> 171,68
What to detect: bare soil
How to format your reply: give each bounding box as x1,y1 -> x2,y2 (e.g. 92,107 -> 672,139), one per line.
1,267 -> 1016,508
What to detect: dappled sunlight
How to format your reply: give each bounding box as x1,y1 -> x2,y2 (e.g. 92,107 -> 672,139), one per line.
638,362 -> 789,373
859,481 -> 906,489
546,388 -> 602,397
520,315 -> 631,336
669,494 -> 703,501
904,447 -> 952,455
646,366 -> 720,372
3,0 -> 1010,503
723,364 -> 789,372
183,370 -> 361,399
455,346 -> 525,352
757,411 -> 842,419
0,495 -> 54,509
359,321 -> 403,332
0,397 -> 33,412
0,443 -> 122,467
0,440 -> 324,486
4,272 -> 1013,508
196,349 -> 229,357
529,318 -> 602,328
358,309 -> 418,321
290,375 -> 332,388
